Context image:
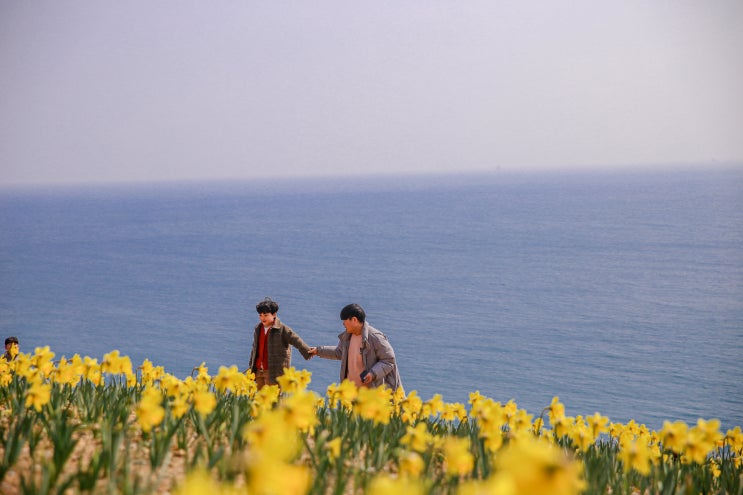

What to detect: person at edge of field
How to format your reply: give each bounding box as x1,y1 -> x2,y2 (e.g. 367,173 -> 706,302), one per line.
3,336 -> 19,361
309,303 -> 403,392
248,297 -> 313,389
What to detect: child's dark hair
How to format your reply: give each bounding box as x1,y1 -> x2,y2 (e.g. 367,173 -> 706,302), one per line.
5,336 -> 18,346
340,303 -> 365,323
256,297 -> 279,314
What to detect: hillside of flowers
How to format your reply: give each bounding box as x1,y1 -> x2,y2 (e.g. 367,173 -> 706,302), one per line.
1,346 -> 741,495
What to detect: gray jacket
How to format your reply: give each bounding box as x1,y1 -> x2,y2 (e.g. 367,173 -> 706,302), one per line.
317,321 -> 403,391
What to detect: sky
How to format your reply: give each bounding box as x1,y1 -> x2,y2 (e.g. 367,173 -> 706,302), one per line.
1,1 -> 742,186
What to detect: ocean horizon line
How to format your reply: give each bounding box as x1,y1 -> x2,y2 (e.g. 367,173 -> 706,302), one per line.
2,161 -> 742,196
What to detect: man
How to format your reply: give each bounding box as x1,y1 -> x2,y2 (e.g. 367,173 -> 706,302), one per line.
3,336 -> 19,361
310,303 -> 403,391
248,297 -> 313,389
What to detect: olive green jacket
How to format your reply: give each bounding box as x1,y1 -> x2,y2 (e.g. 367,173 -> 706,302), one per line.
248,317 -> 312,384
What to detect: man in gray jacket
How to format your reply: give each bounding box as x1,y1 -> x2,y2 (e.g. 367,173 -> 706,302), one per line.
249,297 -> 313,389
310,303 -> 403,392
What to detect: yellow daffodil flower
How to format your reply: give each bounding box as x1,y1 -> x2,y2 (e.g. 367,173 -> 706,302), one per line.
191,388 -> 217,416
82,356 -> 101,385
660,420 -> 689,454
101,350 -> 134,376
170,392 -> 190,419
586,412 -> 610,439
458,475 -> 516,495
325,437 -> 342,461
276,366 -> 312,394
724,426 -> 743,453
213,365 -> 241,394
53,356 -> 82,386
401,422 -> 433,453
25,378 -> 51,412
31,346 -> 56,377
495,437 -> 586,495
193,362 -> 210,385
392,386 -> 406,410
547,396 -> 566,424
139,359 -> 166,386
619,438 -> 652,475
472,398 -> 508,434
251,384 -> 280,417
368,474 -> 425,495
503,399 -> 519,420
569,424 -> 595,452
172,469 -> 223,495
553,416 -> 574,439
280,390 -> 320,432
479,424 -> 505,453
400,390 -> 423,423
246,460 -> 310,495
0,362 -> 11,386
693,418 -> 723,449
468,390 -> 486,408
136,387 -> 165,433
421,393 -> 444,418
509,408 -> 534,432
327,379 -> 358,410
441,402 -> 467,423
443,436 -> 474,477
243,410 -> 301,462
354,386 -> 393,425
399,451 -> 424,478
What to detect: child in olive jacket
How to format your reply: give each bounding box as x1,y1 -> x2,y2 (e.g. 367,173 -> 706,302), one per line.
248,298 -> 313,388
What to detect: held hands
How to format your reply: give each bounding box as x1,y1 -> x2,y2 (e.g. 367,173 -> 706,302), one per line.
308,347 -> 318,358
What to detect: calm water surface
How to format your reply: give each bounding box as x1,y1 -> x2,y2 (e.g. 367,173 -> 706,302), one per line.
1,168 -> 741,431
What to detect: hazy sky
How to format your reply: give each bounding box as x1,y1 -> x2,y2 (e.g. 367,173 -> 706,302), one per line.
1,1 -> 742,186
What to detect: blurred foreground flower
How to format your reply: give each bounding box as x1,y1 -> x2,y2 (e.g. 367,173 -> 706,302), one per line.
173,469 -> 240,495
494,436 -> 586,495
368,474 -> 425,495
247,460 -> 310,495
243,409 -> 302,461
443,436 -> 474,477
281,390 -> 320,433
325,436 -> 342,461
618,438 -> 652,475
25,377 -> 51,412
136,387 -> 165,433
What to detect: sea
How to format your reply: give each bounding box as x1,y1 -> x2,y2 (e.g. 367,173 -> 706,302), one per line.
1,167 -> 742,432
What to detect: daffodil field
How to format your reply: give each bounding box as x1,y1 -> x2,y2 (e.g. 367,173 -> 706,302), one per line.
1,347 -> 741,495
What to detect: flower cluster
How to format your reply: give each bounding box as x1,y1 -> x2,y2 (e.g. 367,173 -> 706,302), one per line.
1,346 -> 741,495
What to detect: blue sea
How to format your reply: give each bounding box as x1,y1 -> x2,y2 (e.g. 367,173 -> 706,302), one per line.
1,168 -> 742,432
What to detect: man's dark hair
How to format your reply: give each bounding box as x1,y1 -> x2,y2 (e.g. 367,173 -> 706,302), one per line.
256,297 -> 279,314
5,336 -> 18,346
340,303 -> 365,323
